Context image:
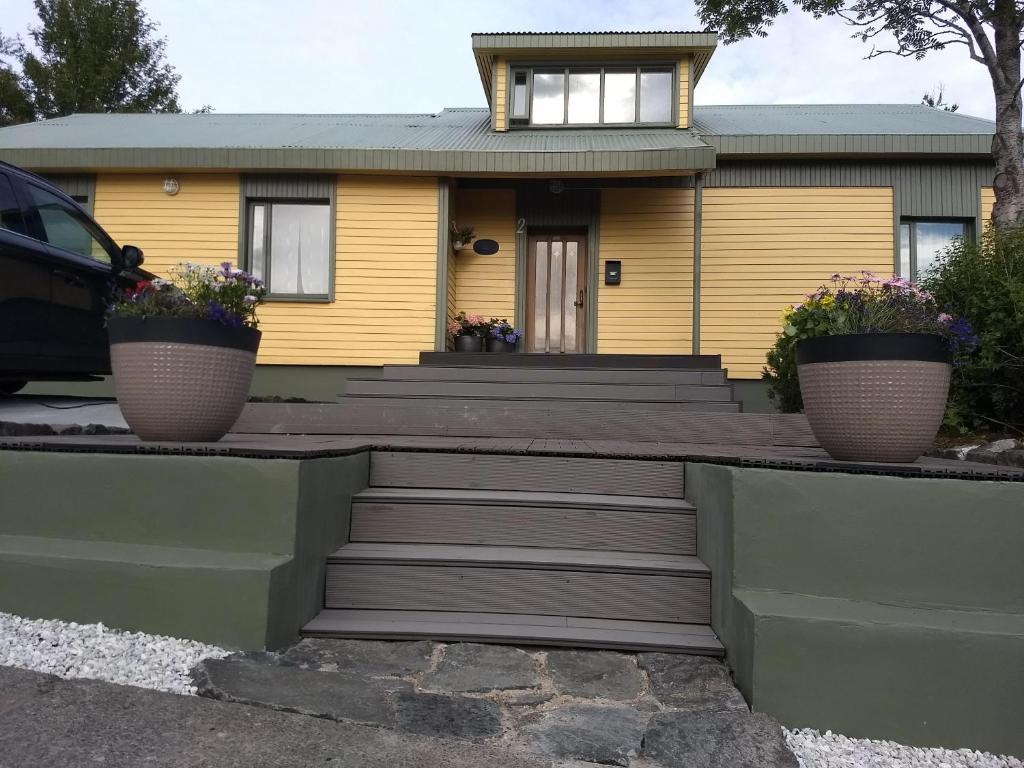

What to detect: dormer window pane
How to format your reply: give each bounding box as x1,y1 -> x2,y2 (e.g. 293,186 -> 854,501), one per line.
567,72 -> 600,124
512,71 -> 528,119
603,72 -> 636,123
640,70 -> 673,123
532,72 -> 565,125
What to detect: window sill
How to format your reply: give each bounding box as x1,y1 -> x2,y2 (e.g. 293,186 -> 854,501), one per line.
264,294 -> 333,304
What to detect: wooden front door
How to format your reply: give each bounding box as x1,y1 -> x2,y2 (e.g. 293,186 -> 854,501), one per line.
526,232 -> 587,353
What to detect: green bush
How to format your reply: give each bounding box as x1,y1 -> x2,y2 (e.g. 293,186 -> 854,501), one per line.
921,226 -> 1024,433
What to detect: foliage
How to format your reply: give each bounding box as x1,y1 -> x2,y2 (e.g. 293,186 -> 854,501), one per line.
450,222 -> 475,246
763,272 -> 977,411
922,85 -> 958,112
921,226 -> 1024,433
3,0 -> 183,121
695,1 -> 1024,227
0,32 -> 33,127
109,262 -> 266,328
489,319 -> 523,344
447,311 -> 488,337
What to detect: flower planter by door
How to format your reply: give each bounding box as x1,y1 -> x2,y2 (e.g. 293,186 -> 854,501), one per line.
108,317 -> 261,442
797,332 -> 951,463
486,337 -> 515,353
453,334 -> 483,353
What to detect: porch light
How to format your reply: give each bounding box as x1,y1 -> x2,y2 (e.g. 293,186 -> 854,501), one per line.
163,178 -> 180,196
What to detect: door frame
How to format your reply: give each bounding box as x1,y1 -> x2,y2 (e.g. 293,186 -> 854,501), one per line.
514,209 -> 600,354
524,228 -> 589,353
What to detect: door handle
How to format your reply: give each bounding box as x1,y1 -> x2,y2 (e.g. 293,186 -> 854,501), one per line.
573,288 -> 585,308
53,269 -> 85,287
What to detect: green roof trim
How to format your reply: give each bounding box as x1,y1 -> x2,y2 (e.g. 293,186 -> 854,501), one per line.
0,105 -> 994,175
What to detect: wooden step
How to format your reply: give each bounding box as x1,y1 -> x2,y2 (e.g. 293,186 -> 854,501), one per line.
351,488 -> 695,555
369,451 -> 685,497
343,396 -> 742,413
303,609 -> 724,655
419,352 -> 722,369
325,543 -> 711,625
345,380 -> 734,402
381,365 -> 727,385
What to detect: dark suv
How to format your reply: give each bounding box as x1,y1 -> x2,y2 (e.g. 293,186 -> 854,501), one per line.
0,161 -> 148,393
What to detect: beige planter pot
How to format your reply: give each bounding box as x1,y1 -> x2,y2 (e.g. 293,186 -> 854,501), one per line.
797,333 -> 952,463
108,317 -> 261,442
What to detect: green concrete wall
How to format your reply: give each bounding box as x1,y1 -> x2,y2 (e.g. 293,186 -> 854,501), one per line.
21,364 -> 383,400
0,450 -> 368,649
687,464 -> 1024,757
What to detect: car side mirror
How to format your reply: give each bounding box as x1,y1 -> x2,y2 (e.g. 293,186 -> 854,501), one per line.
121,245 -> 145,270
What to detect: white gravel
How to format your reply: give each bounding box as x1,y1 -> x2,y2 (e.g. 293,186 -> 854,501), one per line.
0,611 -> 228,695
786,728 -> 1022,768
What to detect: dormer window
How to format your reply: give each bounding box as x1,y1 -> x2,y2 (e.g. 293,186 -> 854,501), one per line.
509,65 -> 675,127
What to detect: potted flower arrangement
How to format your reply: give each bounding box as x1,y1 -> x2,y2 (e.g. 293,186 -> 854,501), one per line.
450,222 -> 475,252
783,272 -> 976,462
447,311 -> 488,352
107,261 -> 266,442
486,319 -> 523,353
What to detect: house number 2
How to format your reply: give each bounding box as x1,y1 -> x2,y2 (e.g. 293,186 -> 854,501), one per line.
516,218 -> 527,234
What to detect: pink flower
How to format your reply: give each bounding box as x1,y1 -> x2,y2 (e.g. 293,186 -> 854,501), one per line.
937,313 -> 953,325
466,314 -> 484,325
447,320 -> 462,334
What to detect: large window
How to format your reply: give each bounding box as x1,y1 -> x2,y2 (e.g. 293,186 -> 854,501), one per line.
247,201 -> 331,299
510,65 -> 675,126
899,219 -> 969,281
26,183 -> 116,263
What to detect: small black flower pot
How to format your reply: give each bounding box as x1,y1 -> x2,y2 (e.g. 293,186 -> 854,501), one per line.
486,337 -> 515,353
454,334 -> 483,353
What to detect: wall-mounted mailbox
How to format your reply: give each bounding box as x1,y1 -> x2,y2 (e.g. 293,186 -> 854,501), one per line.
605,260 -> 621,285
473,238 -> 499,255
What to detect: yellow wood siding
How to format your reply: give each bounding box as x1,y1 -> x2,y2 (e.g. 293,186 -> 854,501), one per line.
981,186 -> 995,227
677,56 -> 690,129
494,57 -> 508,132
452,188 -> 516,322
94,173 -> 438,366
700,187 -> 895,378
257,175 -> 437,364
598,187 -> 694,353
93,173 -> 240,277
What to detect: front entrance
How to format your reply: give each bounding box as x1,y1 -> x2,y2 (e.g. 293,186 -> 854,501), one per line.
525,231 -> 588,353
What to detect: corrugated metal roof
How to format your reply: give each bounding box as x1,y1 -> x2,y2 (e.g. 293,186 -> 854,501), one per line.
471,30 -> 714,36
693,104 -> 994,136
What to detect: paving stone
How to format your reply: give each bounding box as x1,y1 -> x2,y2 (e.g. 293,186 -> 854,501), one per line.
282,638 -> 435,677
545,650 -> 644,700
643,710 -> 799,768
506,690 -> 555,706
523,705 -> 648,766
192,657 -> 409,727
638,653 -> 748,712
0,665 -> 544,768
421,643 -> 540,693
394,691 -> 504,741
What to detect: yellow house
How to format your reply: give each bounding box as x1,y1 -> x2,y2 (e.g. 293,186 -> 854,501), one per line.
0,31 -> 997,407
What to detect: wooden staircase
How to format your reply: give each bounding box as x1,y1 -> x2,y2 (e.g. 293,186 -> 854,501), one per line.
304,451 -> 722,655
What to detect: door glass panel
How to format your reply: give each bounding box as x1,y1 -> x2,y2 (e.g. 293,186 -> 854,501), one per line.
603,72 -> 636,123
568,72 -> 600,124
639,70 -> 673,123
549,240 -> 563,351
532,72 -> 565,125
27,183 -> 113,263
564,241 -> 578,351
532,240 -> 548,352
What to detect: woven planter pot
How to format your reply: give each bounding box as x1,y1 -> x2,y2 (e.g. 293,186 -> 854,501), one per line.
797,333 -> 952,463
108,317 -> 261,442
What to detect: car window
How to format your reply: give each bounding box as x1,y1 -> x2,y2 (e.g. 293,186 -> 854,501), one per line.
0,174 -> 26,235
26,182 -> 115,264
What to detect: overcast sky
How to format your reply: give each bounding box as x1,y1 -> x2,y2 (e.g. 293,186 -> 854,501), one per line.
1,0 -> 995,120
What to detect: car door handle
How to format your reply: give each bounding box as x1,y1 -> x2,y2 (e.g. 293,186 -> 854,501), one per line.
53,269 -> 86,287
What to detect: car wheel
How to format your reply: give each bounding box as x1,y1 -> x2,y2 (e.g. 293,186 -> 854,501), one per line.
0,380 -> 27,395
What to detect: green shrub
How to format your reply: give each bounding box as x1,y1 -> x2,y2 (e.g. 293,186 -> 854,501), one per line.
921,226 -> 1024,433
